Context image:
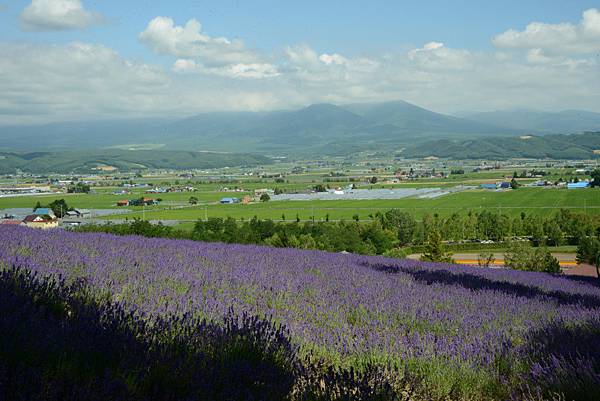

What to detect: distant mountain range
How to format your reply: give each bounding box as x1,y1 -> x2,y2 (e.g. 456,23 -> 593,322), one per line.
0,101 -> 517,155
1,101 -> 599,157
456,109 -> 600,133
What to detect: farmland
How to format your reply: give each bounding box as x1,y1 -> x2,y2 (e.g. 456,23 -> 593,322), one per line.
2,186 -> 599,223
1,225 -> 599,400
91,187 -> 600,223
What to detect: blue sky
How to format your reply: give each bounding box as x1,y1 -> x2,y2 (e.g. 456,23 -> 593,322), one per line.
2,0 -> 598,57
0,0 -> 599,123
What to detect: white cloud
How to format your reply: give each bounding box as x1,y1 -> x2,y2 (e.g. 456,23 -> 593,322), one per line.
283,44 -> 321,68
211,63 -> 280,79
408,42 -> 473,70
173,58 -> 197,72
173,59 -> 279,79
0,42 -> 295,124
2,11 -> 600,125
526,48 -> 551,64
493,8 -> 600,54
139,17 -> 260,67
20,0 -> 102,31
423,41 -> 444,51
319,53 -> 348,66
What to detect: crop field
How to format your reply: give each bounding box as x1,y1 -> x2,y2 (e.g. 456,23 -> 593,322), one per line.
1,225 -> 599,399
100,187 -> 600,222
3,185 -> 599,225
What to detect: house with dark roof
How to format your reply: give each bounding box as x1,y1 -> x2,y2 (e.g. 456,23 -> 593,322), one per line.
65,209 -> 91,218
22,214 -> 58,229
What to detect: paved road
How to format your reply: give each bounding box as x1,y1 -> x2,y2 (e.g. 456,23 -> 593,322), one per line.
408,252 -> 598,277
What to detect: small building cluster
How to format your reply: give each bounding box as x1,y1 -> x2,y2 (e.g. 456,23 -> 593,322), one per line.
480,182 -> 511,190
145,186 -> 195,194
0,186 -> 53,196
220,197 -> 241,204
254,188 -> 275,197
1,207 -> 59,229
116,198 -> 159,207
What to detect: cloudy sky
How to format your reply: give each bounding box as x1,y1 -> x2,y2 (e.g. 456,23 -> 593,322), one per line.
1,0 -> 599,124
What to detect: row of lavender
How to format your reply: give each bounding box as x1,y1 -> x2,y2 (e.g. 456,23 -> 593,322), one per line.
1,225 -> 599,399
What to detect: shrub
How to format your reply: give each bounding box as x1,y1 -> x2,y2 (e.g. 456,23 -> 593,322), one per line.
504,243 -> 562,273
477,252 -> 496,267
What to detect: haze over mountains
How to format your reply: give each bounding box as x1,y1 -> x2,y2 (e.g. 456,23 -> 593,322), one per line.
0,101 -> 515,154
457,109 -> 600,133
1,100 -> 599,158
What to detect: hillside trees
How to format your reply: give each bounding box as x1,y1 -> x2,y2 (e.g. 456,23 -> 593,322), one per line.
577,237 -> 600,278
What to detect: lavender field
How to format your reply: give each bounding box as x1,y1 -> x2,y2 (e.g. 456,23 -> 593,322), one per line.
1,225 -> 600,400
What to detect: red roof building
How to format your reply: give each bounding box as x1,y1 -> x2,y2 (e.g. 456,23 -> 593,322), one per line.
0,220 -> 22,225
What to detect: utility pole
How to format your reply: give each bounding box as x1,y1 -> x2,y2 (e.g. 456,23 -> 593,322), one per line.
204,204 -> 208,222
143,203 -> 145,221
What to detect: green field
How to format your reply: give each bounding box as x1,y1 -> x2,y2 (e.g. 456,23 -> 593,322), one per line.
3,169 -> 598,225
97,187 -> 600,222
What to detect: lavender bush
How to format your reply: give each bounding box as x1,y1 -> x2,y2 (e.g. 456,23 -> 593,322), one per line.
1,225 -> 599,400
0,267 -> 298,401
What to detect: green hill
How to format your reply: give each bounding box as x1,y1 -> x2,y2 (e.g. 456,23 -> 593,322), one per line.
0,150 -> 272,174
404,132 -> 600,159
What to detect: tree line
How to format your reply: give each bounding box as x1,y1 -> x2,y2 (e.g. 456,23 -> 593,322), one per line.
75,208 -> 600,274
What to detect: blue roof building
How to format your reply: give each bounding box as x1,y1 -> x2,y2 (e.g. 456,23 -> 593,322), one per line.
220,197 -> 240,204
480,183 -> 497,190
33,208 -> 55,216
567,181 -> 590,189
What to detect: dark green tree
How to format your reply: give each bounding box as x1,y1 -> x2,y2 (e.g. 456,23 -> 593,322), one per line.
381,209 -> 416,246
591,168 -> 600,187
420,229 -> 453,263
505,242 -> 561,273
67,182 -> 90,194
543,219 -> 563,246
47,199 -> 71,218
